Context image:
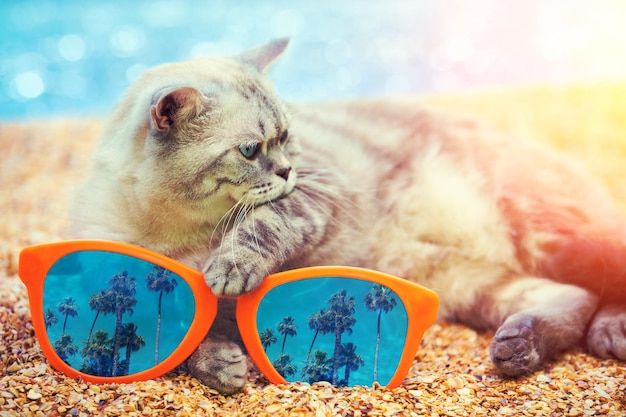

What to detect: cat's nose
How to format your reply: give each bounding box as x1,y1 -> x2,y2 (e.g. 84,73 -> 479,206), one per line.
276,166 -> 291,180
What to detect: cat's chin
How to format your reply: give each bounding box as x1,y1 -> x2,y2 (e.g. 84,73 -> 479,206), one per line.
283,173 -> 297,195
275,177 -> 297,202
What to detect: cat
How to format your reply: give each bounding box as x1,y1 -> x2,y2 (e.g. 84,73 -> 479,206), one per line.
70,38 -> 626,394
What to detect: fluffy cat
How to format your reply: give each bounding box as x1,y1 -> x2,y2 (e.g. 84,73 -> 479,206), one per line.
70,39 -> 626,394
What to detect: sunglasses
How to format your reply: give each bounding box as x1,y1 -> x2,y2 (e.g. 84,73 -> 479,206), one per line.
18,240 -> 438,388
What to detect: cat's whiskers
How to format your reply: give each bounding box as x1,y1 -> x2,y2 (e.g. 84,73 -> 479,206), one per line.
209,199 -> 245,247
296,180 -> 365,229
233,197 -> 254,227
297,167 -> 373,211
297,167 -> 394,195
209,197 -> 255,287
227,194 -> 256,285
208,201 -> 242,284
297,191 -> 334,222
246,201 -> 272,280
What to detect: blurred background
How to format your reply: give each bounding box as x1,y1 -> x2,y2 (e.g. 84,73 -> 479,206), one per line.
2,0 -> 626,120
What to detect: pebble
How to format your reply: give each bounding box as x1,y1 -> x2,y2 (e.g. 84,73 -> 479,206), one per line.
536,374 -> 552,383
26,389 -> 42,400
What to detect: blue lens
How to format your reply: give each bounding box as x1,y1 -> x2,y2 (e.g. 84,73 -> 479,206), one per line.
256,277 -> 408,387
42,250 -> 195,377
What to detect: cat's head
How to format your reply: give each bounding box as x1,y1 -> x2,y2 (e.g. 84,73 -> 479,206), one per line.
98,39 -> 298,224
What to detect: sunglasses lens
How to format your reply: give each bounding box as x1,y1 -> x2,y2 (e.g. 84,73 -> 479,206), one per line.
41,250 -> 195,377
256,277 -> 408,387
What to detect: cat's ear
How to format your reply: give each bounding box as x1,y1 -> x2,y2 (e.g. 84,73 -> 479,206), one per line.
238,38 -> 289,73
150,87 -> 211,133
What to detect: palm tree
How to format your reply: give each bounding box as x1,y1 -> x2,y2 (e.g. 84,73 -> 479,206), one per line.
260,328 -> 277,351
44,308 -> 58,329
276,316 -> 298,355
336,342 -> 364,386
54,334 -> 78,362
364,284 -> 398,381
273,353 -> 297,378
300,349 -> 333,384
119,323 -> 146,376
87,290 -> 116,342
57,297 -> 79,336
107,271 -> 138,376
326,290 -> 356,385
305,310 -> 334,365
81,330 -> 113,376
145,266 -> 177,365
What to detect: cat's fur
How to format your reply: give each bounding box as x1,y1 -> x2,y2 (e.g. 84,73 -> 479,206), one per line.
70,39 -> 626,394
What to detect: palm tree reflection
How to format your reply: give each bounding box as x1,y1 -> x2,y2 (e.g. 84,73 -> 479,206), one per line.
262,281 -> 401,387
365,284 -> 398,381
46,257 -> 181,378
146,266 -> 177,365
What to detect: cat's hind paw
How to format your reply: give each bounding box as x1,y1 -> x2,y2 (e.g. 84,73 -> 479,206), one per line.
489,314 -> 545,377
186,338 -> 249,395
587,304 -> 626,359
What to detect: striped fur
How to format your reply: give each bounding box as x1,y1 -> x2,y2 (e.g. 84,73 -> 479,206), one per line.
71,39 -> 626,394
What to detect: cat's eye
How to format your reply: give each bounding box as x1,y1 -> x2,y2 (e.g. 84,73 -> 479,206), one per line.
279,130 -> 289,145
239,142 -> 260,159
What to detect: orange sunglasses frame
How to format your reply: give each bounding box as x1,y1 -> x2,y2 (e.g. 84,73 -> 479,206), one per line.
19,240 -> 439,388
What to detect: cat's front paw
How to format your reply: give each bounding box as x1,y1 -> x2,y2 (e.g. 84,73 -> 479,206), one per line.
186,338 -> 249,395
489,314 -> 545,377
587,304 -> 626,359
203,249 -> 270,296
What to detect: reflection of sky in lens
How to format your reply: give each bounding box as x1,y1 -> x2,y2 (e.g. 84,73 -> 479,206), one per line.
43,251 -> 195,377
256,277 -> 408,387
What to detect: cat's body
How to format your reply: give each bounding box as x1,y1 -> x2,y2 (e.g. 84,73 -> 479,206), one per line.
71,39 -> 626,394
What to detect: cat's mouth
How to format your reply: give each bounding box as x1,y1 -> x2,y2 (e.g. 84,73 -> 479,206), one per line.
246,170 -> 297,205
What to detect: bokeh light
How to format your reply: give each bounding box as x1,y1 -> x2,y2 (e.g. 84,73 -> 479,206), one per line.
12,71 -> 45,99
2,0 -> 626,120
